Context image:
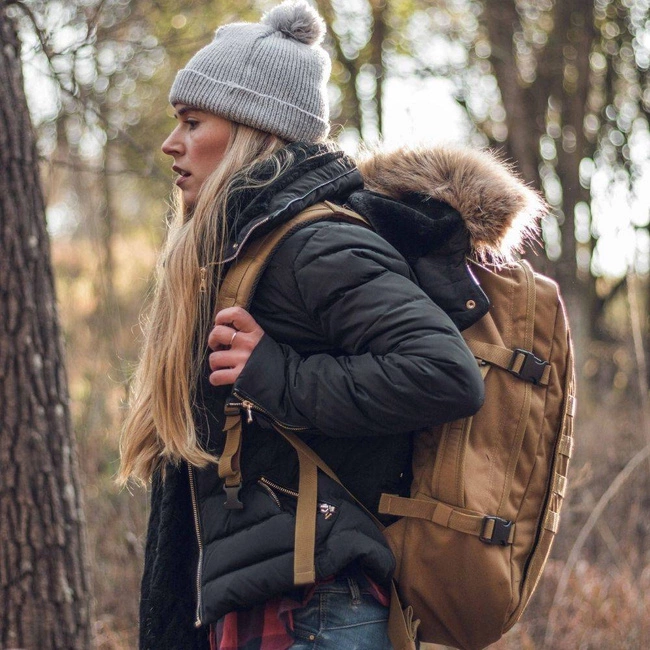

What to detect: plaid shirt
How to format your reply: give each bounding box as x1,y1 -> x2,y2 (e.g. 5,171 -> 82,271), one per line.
210,576 -> 389,650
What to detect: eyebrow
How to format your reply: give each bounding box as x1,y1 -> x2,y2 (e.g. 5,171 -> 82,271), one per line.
174,105 -> 203,118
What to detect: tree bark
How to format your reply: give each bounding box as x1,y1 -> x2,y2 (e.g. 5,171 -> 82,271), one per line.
0,5 -> 94,649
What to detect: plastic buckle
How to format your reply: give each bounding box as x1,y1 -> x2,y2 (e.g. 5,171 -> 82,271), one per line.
480,516 -> 513,546
223,483 -> 244,510
510,349 -> 549,385
224,400 -> 241,417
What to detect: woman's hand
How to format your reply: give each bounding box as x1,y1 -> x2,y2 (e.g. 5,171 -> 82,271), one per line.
207,307 -> 265,386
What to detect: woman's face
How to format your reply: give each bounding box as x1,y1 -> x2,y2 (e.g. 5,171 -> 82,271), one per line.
161,105 -> 232,208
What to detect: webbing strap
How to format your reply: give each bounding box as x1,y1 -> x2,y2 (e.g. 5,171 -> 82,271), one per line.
377,494 -> 516,544
491,262 -> 537,518
388,582 -> 418,650
544,509 -> 560,533
277,428 -> 419,649
567,393 -> 577,417
217,202 -> 369,311
552,472 -> 568,498
272,427 -> 360,587
465,340 -> 551,386
293,444 -> 318,585
218,416 -> 242,486
558,434 -> 574,458
432,417 -> 472,507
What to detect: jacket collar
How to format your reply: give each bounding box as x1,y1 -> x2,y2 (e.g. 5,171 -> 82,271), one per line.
222,142 -> 363,262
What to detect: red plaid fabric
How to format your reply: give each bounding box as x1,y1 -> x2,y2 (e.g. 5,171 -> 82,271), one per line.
210,594 -> 300,650
210,575 -> 389,650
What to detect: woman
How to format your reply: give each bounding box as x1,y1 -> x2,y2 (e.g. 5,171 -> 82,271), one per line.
119,2 -> 485,649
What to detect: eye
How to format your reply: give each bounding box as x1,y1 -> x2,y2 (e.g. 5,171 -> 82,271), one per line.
186,118 -> 199,131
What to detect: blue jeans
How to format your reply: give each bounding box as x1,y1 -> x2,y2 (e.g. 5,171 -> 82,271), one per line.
289,575 -> 394,650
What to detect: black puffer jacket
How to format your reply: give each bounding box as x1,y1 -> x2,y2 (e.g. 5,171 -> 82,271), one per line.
139,142 -> 541,649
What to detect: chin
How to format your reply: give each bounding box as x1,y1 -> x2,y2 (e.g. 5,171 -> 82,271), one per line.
182,192 -> 196,209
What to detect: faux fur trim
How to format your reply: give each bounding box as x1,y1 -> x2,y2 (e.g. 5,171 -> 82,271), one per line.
357,146 -> 546,261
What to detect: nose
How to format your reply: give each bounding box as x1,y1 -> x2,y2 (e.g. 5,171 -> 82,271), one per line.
161,126 -> 182,157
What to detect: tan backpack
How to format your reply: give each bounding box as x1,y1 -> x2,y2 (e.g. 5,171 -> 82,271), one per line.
216,202 -> 576,650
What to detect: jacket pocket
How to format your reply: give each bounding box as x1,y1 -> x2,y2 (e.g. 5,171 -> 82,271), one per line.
258,476 -> 339,521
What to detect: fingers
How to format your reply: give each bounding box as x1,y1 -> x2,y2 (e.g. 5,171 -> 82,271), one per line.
209,307 -> 264,352
214,306 -> 263,334
207,324 -> 240,351
207,307 -> 265,386
208,349 -> 246,372
208,349 -> 250,386
208,366 -> 241,387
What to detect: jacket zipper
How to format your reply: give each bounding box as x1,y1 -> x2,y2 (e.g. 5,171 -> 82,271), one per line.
259,476 -> 299,500
187,390 -> 314,628
259,476 -> 337,519
221,167 -> 358,264
222,216 -> 271,264
187,464 -> 204,628
230,392 -> 309,432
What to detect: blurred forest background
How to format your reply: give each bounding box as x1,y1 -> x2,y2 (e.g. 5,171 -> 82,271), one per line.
1,0 -> 650,648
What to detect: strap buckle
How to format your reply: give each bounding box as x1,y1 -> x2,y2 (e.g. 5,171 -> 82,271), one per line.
224,399 -> 241,417
223,483 -> 244,510
509,349 -> 549,385
480,516 -> 513,546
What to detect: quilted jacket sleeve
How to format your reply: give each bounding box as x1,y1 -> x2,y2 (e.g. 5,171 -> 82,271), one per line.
233,221 -> 485,437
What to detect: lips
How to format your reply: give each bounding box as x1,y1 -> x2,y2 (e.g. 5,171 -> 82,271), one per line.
172,165 -> 191,187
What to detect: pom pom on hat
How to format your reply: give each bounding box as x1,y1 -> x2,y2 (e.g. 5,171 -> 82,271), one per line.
262,0 -> 326,45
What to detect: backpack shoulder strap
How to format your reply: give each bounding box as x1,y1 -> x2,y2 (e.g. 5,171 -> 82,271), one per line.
214,202 -> 370,521
217,200 -> 369,311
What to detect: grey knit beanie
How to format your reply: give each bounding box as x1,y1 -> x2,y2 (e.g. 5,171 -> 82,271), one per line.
169,0 -> 331,143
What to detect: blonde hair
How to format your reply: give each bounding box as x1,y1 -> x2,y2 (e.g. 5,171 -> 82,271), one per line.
119,123 -> 290,486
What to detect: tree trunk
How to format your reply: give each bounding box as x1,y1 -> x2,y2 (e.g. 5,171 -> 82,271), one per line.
552,1 -> 595,298
0,6 -> 94,649
483,0 -> 542,189
481,0 -> 550,275
369,0 -> 387,138
316,0 -> 362,136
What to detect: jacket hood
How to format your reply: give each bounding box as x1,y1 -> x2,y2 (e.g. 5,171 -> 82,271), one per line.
357,145 -> 545,262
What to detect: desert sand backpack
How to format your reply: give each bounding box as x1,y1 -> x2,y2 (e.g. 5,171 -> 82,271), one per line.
216,201 -> 576,650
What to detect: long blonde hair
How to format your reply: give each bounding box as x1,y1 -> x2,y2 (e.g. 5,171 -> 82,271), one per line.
119,123 -> 290,486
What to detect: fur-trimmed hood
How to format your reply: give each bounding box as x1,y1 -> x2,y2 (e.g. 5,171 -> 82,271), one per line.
356,145 -> 545,261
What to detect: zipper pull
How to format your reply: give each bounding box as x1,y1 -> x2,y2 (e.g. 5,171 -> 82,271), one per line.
199,267 -> 207,293
241,400 -> 254,424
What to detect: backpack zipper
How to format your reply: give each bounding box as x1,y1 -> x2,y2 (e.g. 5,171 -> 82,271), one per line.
187,464 -> 204,628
